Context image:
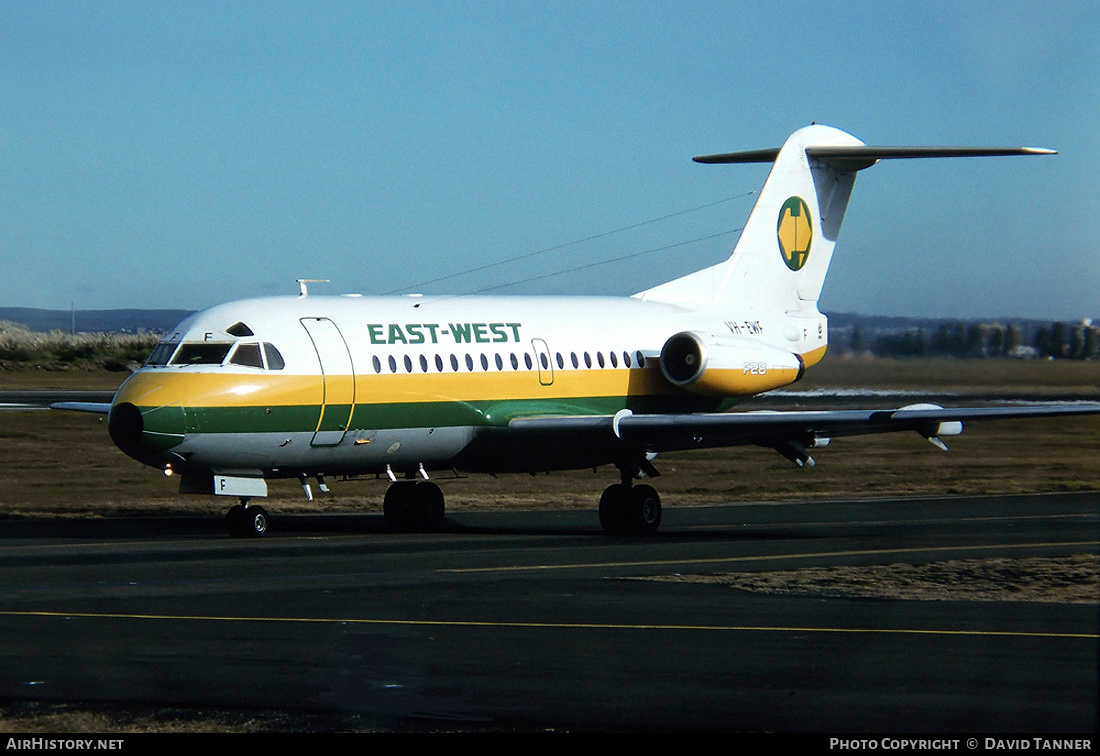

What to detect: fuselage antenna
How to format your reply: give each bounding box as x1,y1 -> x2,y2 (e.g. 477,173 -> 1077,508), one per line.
296,279 -> 330,297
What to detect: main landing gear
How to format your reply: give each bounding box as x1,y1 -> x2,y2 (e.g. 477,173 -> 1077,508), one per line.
598,481 -> 662,535
219,473 -> 657,537
383,480 -> 446,532
225,498 -> 270,538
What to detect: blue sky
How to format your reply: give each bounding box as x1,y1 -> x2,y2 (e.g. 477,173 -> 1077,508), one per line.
2,1 -> 1097,320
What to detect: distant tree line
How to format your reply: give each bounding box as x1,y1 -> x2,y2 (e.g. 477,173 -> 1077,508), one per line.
0,320 -> 159,370
844,320 -> 1100,359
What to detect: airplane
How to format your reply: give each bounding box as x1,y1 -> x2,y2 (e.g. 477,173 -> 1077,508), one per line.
54,124 -> 1100,538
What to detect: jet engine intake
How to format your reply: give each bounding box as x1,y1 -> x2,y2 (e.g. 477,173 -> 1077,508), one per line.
659,331 -> 806,396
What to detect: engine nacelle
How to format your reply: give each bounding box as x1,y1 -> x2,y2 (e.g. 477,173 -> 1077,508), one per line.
659,331 -> 806,397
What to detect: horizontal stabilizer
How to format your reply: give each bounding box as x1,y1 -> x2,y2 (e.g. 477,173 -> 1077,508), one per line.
694,144 -> 1056,172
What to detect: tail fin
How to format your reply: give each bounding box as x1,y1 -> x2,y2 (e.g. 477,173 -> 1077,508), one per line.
636,124 -> 863,312
635,124 -> 1055,317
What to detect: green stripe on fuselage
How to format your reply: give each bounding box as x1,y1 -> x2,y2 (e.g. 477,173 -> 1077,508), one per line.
145,394 -> 730,435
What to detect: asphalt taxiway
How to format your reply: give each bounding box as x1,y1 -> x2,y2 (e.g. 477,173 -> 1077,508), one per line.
0,492 -> 1095,732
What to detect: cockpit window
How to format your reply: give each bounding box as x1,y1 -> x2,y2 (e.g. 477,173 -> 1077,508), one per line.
263,343 -> 285,370
229,342 -> 264,368
145,340 -> 180,366
226,322 -> 254,337
170,343 -> 232,365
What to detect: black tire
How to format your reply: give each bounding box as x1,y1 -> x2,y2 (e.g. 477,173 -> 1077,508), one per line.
241,505 -> 270,538
628,484 -> 661,535
226,504 -> 270,538
412,481 -> 445,531
225,504 -> 246,537
383,481 -> 417,530
598,483 -> 630,534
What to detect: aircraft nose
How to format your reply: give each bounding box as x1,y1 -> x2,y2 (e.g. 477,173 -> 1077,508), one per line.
107,400 -> 185,464
107,401 -> 144,455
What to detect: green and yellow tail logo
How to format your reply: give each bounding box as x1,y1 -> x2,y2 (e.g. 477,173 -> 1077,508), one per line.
777,196 -> 812,271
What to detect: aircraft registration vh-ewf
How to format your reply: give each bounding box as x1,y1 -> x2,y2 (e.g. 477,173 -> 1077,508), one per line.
55,124 -> 1100,537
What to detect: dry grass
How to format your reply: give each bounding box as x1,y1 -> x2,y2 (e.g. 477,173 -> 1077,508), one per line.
796,354 -> 1100,393
0,703 -> 349,733
636,555 -> 1100,605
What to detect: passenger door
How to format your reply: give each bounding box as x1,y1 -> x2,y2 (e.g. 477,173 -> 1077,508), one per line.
300,317 -> 356,446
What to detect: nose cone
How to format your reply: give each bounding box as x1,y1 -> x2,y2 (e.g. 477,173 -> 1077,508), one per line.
108,378 -> 186,465
107,401 -> 146,457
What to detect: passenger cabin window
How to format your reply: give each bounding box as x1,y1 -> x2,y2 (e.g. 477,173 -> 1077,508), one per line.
170,343 -> 232,365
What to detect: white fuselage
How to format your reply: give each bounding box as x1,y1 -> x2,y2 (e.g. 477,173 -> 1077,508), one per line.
108,292 -> 821,481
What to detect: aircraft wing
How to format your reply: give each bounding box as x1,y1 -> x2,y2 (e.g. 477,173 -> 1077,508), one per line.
50,402 -> 113,414
507,403 -> 1100,466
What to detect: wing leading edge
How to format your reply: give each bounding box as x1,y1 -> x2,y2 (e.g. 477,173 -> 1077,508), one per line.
49,402 -> 112,414
508,403 -> 1100,466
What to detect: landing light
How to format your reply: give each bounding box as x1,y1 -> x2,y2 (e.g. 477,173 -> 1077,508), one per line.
163,464 -> 174,478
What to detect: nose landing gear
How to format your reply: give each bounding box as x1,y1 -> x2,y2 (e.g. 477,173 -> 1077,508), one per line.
225,498 -> 270,538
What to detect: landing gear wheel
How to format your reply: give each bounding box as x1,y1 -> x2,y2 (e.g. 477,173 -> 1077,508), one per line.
384,481 -> 446,532
412,481 -> 445,531
383,481 -> 416,530
628,484 -> 661,535
225,504 -> 245,536
599,483 -> 661,535
225,503 -> 270,538
599,483 -> 630,534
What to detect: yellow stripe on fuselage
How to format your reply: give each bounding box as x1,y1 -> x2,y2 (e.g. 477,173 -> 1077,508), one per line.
116,353 -> 816,411
116,366 -> 679,409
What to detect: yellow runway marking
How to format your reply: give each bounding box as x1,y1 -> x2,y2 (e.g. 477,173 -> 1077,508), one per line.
0,610 -> 1094,639
441,540 -> 1100,573
689,512 -> 1099,531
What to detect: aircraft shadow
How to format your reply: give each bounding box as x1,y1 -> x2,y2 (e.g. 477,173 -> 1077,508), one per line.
0,511 -> 840,542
